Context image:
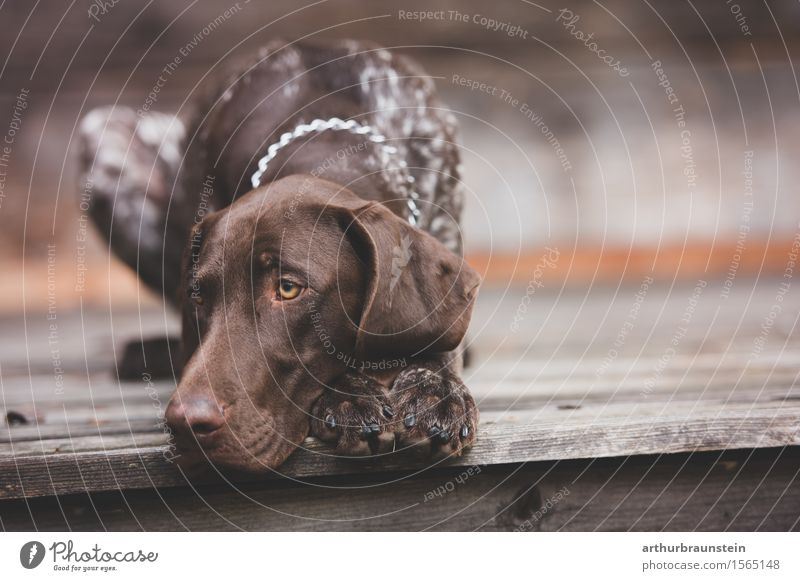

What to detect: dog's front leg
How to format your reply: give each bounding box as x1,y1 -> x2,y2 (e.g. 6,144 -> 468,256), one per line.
310,372 -> 396,455
310,353 -> 478,458
389,352 -> 478,457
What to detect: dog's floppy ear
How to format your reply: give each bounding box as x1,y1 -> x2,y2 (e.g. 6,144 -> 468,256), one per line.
342,202 -> 480,360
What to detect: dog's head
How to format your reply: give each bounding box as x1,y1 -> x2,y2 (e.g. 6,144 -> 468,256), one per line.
165,175 -> 480,474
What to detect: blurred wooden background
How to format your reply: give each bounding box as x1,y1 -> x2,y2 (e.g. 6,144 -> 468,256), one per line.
1,0 -> 799,311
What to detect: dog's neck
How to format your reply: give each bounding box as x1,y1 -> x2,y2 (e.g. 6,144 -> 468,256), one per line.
251,117 -> 422,227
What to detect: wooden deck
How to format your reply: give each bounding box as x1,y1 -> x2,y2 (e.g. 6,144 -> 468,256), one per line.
1,280 -> 799,530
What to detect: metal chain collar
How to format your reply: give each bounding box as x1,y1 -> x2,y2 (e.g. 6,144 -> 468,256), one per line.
250,117 -> 422,227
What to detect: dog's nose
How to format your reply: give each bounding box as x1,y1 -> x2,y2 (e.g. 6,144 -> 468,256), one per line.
166,396 -> 225,436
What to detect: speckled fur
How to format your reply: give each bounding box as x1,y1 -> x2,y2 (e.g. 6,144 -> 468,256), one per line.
78,40 -> 465,302
182,39 -> 464,249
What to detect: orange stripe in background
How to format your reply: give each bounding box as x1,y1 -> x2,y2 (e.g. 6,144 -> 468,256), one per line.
2,238 -> 795,313
467,238 -> 798,285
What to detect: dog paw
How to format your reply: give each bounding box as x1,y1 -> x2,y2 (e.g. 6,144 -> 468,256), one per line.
310,374 -> 395,455
390,366 -> 478,458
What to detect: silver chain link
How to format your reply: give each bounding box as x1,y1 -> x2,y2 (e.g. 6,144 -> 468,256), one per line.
250,117 -> 421,227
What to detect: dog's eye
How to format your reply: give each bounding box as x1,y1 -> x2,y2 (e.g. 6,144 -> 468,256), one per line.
277,279 -> 302,300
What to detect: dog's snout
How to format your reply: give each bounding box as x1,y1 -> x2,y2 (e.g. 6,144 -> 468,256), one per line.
166,396 -> 225,436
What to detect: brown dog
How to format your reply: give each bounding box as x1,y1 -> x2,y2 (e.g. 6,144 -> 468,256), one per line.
78,40 -> 480,473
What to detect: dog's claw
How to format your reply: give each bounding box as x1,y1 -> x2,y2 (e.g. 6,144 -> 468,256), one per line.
437,430 -> 450,443
309,374 -> 392,456
382,405 -> 395,418
428,425 -> 441,438
404,413 -> 416,428
460,424 -> 470,439
361,422 -> 385,454
366,434 -> 381,454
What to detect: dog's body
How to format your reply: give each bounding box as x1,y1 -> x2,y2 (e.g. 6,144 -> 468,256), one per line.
79,40 -> 479,473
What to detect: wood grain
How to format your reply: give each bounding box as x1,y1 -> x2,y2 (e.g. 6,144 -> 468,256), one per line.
2,449 -> 797,531
0,286 -> 797,535
2,282 -> 800,501
2,403 -> 798,499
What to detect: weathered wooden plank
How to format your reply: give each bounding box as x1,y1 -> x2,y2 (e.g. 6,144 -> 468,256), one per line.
2,397 -> 797,459
6,342 -> 799,409
3,373 -> 795,432
1,404 -> 168,433
2,403 -> 798,500
2,449 -> 797,531
1,283 -> 798,503
0,420 -> 164,443
4,350 -> 798,422
0,378 -> 790,426
3,383 -> 795,446
0,377 -> 175,403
